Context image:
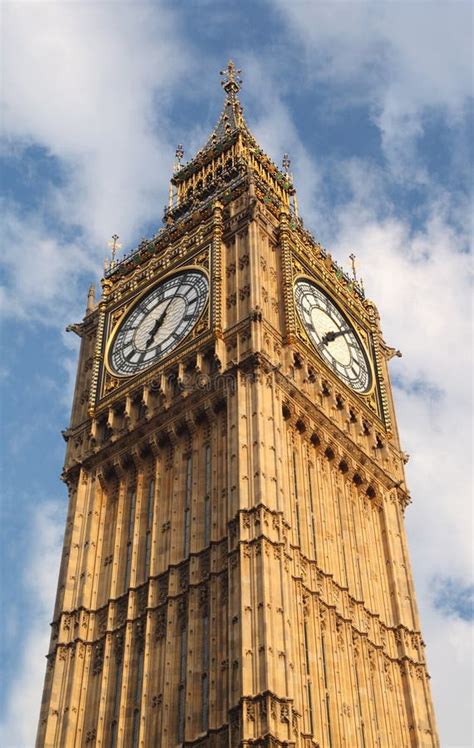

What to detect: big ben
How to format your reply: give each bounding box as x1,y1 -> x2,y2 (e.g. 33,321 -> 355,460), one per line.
37,62 -> 439,747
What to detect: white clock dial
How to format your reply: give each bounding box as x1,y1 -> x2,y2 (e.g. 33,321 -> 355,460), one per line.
294,279 -> 372,393
109,270 -> 208,376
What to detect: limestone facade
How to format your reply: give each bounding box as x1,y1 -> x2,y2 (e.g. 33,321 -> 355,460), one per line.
37,64 -> 439,747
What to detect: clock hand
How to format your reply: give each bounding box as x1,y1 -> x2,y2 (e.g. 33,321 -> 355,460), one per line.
144,308 -> 168,348
321,328 -> 351,346
144,283 -> 185,349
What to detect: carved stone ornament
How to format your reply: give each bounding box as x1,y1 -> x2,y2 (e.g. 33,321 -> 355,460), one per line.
113,630 -> 124,664
155,606 -> 167,641
177,596 -> 187,632
137,585 -> 148,614
116,597 -> 128,627
158,574 -> 168,603
92,638 -> 105,675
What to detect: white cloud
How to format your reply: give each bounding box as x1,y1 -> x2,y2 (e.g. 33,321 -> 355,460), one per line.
0,500 -> 65,748
269,0 -> 473,179
0,202 -> 93,322
231,53 -> 325,227
1,0 -> 192,322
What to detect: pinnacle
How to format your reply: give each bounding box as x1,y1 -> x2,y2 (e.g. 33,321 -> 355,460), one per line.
200,61 -> 247,153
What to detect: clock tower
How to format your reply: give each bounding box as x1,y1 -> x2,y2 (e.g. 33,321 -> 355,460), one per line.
37,62 -> 439,747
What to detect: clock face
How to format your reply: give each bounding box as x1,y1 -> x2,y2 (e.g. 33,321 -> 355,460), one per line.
108,270 -> 208,376
294,279 -> 372,393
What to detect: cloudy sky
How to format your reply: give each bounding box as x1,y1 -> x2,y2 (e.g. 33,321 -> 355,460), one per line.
0,1 -> 472,746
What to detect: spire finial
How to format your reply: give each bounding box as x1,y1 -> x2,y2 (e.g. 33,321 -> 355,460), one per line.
174,144 -> 184,174
107,234 -> 122,269
282,154 -> 291,174
349,253 -> 357,282
220,60 -> 242,96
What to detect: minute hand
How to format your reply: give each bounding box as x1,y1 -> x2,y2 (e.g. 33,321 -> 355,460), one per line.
145,283 -> 185,349
320,328 -> 351,346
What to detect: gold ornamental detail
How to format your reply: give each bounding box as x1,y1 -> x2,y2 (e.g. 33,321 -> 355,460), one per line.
88,297 -> 107,416
279,210 -> 296,342
212,201 -> 224,337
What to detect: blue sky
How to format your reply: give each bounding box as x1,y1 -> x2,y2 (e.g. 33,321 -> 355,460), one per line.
0,1 -> 472,746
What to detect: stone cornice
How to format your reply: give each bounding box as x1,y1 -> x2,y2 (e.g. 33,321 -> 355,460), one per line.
48,505 -> 426,674
274,367 -> 405,493
63,351 -> 409,506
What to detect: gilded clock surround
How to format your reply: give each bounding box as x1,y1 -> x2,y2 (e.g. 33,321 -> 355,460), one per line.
104,265 -> 210,379
99,248 -> 213,401
290,253 -> 382,420
37,62 -> 439,748
293,273 -> 376,397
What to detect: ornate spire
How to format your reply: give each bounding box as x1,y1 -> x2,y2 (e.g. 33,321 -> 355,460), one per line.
165,61 -> 298,226
199,61 -> 247,153
86,283 -> 96,313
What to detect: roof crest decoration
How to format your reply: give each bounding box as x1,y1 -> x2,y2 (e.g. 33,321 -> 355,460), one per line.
104,62 -> 365,301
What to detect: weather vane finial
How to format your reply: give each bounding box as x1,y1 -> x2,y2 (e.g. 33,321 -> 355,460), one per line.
107,233 -> 122,268
349,253 -> 357,282
174,144 -> 184,173
220,60 -> 242,96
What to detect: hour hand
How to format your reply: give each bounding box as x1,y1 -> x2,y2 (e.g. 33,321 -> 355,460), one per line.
145,309 -> 167,348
